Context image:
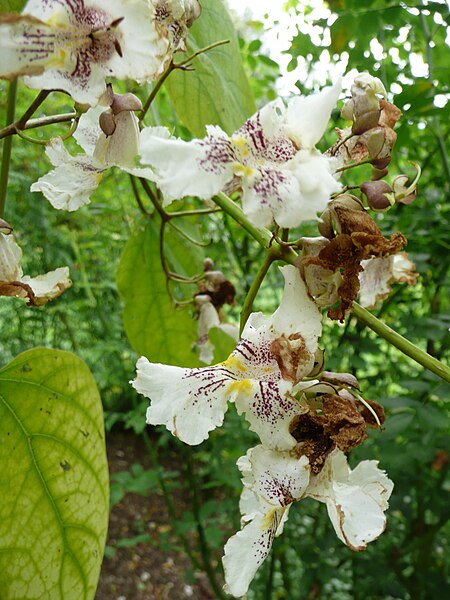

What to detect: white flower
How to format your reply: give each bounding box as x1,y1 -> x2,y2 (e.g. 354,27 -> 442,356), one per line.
131,265 -> 322,449
306,448 -> 393,551
222,446 -> 393,597
0,226 -> 71,305
223,445 -> 310,598
0,0 -> 194,104
138,81 -> 342,228
359,252 -> 418,308
31,91 -> 154,211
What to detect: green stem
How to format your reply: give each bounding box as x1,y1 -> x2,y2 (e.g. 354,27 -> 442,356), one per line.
240,250 -> 276,335
215,193 -> 450,383
140,61 -> 175,123
214,192 -> 272,248
352,303 -> 450,383
0,80 -> 17,218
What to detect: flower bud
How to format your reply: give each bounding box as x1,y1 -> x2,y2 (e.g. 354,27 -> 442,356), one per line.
361,181 -> 394,211
186,0 -> 202,27
99,110 -> 116,136
110,92 -> 143,115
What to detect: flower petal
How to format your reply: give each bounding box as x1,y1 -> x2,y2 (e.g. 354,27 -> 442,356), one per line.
0,231 -> 23,282
21,266 -> 71,305
307,449 -> 393,550
131,356 -> 235,445
284,79 -> 342,148
223,510 -> 284,598
31,138 -> 103,211
139,126 -> 234,204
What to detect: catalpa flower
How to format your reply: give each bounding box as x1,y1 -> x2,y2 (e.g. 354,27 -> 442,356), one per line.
138,81 -> 342,228
0,0 -> 199,105
0,220 -> 71,306
223,445 -> 393,598
31,88 -> 154,211
132,265 -> 323,450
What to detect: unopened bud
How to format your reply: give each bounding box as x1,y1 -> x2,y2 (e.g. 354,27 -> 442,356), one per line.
110,92 -> 143,115
361,181 -> 394,211
203,257 -> 215,271
99,110 -> 116,136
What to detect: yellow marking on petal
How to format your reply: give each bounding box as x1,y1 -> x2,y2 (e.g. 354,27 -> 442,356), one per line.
232,136 -> 250,158
233,163 -> 255,178
261,508 -> 277,530
228,379 -> 252,395
223,355 -> 247,372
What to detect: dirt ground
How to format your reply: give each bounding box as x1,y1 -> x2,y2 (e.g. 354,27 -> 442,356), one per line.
96,431 -> 217,600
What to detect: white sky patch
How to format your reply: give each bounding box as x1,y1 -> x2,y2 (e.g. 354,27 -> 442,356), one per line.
225,0 -> 341,95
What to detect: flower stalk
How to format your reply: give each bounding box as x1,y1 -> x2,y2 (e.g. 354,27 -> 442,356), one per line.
0,80 -> 17,218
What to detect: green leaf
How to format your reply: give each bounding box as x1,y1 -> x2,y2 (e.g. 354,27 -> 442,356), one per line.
0,348 -> 109,600
208,325 -> 237,363
117,217 -> 200,367
165,0 -> 256,135
0,0 -> 26,12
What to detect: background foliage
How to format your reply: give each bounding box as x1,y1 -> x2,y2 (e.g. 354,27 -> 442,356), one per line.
0,0 -> 449,598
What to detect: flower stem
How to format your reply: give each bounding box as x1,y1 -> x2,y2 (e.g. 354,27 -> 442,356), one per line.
240,250 -> 275,335
0,80 -> 18,219
352,303 -> 450,383
214,192 -> 272,248
214,190 -> 450,383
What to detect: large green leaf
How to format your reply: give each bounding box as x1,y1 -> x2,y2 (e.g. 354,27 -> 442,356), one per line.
117,217 -> 201,367
0,348 -> 109,600
165,0 -> 256,135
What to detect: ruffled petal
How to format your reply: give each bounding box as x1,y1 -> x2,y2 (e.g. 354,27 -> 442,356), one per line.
223,510 -> 284,598
131,356 -> 237,445
31,138 -> 103,210
223,446 -> 310,597
285,79 -> 342,148
139,126 -> 233,204
306,449 -> 393,550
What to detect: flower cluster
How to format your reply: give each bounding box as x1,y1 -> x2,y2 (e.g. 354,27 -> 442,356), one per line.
132,265 -> 394,596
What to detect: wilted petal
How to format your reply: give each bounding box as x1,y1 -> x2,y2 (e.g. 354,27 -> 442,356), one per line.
0,230 -> 23,281
21,266 -> 71,305
359,252 -> 418,308
31,138 -> 103,211
306,449 -> 393,550
0,230 -> 71,305
284,79 -> 342,148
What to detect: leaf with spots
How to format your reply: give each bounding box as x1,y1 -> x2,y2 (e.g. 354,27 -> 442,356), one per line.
165,0 -> 256,136
0,348 -> 109,600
